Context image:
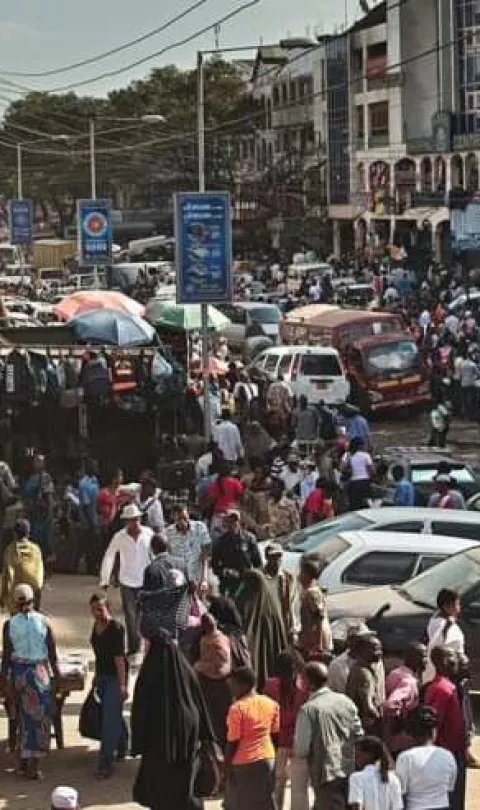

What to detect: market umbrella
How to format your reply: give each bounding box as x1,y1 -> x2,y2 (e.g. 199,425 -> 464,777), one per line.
54,290 -> 145,321
70,308 -> 155,347
144,299 -> 230,331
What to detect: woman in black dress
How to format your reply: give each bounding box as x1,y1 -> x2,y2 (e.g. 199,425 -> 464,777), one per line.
131,628 -> 216,810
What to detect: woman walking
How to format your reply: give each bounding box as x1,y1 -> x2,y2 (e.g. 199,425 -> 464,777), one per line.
348,736 -> 402,810
89,593 -> 128,779
235,568 -> 287,691
225,666 -> 280,810
131,629 -> 216,810
341,437 -> 374,512
22,454 -> 56,563
194,612 -> 232,749
396,706 -> 457,810
1,583 -> 60,779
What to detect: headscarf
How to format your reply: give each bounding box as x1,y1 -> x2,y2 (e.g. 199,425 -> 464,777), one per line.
131,634 -> 214,764
235,569 -> 288,690
209,596 -> 244,635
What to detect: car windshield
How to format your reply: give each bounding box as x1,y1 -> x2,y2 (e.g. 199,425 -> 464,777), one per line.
365,340 -> 420,375
300,354 -> 342,376
286,513 -> 370,552
248,306 -> 280,324
411,465 -> 475,485
400,546 -> 480,608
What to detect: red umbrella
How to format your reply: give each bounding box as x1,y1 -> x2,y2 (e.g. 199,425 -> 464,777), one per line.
54,291 -> 145,321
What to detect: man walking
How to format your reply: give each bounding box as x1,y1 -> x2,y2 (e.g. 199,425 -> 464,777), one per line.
100,503 -> 153,658
293,662 -> 363,810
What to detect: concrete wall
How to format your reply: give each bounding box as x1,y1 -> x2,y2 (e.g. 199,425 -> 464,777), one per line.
401,0 -> 439,139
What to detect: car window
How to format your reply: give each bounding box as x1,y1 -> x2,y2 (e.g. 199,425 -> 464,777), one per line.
278,354 -> 293,376
416,555 -> 447,575
342,551 -> 418,586
380,521 -> 424,533
229,307 -> 246,325
431,521 -> 480,541
247,305 -> 280,324
286,513 -> 371,552
411,466 -> 475,485
468,495 -> 480,511
400,547 -> 480,608
252,353 -> 267,370
314,535 -> 351,566
300,354 -> 342,377
264,354 -> 280,373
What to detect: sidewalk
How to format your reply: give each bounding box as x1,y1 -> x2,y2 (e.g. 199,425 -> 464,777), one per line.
1,575 -> 479,809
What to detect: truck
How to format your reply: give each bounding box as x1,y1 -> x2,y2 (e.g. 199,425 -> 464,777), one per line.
32,239 -> 77,269
281,307 -> 430,413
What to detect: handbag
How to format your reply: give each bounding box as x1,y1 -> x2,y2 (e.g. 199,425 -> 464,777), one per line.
194,740 -> 223,798
79,686 -> 102,741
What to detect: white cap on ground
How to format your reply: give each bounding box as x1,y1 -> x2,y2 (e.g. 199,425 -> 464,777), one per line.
51,786 -> 79,809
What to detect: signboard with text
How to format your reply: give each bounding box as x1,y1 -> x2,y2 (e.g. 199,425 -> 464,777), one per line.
77,199 -> 112,266
174,191 -> 232,304
9,198 -> 33,245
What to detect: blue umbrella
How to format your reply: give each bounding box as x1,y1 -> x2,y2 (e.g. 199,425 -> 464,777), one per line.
70,307 -> 156,347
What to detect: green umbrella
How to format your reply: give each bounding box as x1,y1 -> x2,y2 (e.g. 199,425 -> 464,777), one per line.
145,299 -> 231,331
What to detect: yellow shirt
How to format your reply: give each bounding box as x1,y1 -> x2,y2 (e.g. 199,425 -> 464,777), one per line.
1,539 -> 44,612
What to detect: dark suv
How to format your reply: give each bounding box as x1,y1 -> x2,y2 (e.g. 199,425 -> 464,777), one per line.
327,545 -> 480,689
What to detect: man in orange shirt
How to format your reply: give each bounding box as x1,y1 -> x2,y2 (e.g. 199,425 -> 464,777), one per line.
225,666 -> 279,810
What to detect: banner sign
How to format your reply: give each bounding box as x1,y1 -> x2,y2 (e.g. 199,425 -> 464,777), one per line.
174,191 -> 232,304
9,198 -> 33,244
77,199 -> 112,266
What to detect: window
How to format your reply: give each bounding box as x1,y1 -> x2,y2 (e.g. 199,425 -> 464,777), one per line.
356,106 -> 365,140
369,101 -> 389,146
281,83 -> 288,105
299,353 -> 342,377
380,521 -> 424,533
431,521 -> 480,541
264,354 -> 280,373
290,80 -> 297,102
342,551 -> 417,586
252,353 -> 267,370
286,513 -> 370,553
278,354 -> 294,376
468,494 -> 480,511
219,304 -> 245,324
273,86 -> 280,107
416,555 -> 447,575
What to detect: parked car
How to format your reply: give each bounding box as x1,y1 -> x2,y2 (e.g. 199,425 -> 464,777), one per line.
378,448 -> 480,505
294,530 -> 474,594
249,345 -> 349,405
326,545 -> 480,689
217,302 -> 281,360
280,506 -> 480,560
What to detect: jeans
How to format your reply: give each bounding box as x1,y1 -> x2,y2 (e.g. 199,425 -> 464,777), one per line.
120,585 -> 141,655
96,675 -> 128,768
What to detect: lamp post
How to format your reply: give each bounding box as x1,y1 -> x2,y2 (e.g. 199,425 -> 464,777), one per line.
16,143 -> 23,199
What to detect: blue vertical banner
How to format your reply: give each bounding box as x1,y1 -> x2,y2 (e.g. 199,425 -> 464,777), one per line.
174,191 -> 232,304
77,198 -> 112,266
9,199 -> 33,245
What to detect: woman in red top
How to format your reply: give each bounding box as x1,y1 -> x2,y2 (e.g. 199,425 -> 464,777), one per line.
264,650 -> 308,810
97,467 -> 123,549
205,462 -> 245,540
302,479 -> 335,526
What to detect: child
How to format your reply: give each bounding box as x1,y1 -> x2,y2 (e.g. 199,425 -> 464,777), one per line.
348,736 -> 402,810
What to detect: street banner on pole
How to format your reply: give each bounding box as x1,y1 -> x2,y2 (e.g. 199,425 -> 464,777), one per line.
9,199 -> 33,245
77,199 -> 112,266
174,191 -> 232,304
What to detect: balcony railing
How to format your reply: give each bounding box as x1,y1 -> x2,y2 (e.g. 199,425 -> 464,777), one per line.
272,102 -> 314,128
368,132 -> 389,148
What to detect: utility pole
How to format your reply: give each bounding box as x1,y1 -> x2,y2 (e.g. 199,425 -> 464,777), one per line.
17,144 -> 23,199
197,51 -> 211,440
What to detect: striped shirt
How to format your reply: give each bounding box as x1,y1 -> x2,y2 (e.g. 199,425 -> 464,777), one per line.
165,519 -> 211,583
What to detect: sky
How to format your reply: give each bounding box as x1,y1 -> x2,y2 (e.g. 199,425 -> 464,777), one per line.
0,0 -> 360,106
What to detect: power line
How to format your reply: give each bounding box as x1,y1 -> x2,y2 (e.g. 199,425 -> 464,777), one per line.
39,0 -> 262,93
0,0 -> 213,79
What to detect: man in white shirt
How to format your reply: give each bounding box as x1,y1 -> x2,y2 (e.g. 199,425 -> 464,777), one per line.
100,503 -> 153,656
212,410 -> 244,463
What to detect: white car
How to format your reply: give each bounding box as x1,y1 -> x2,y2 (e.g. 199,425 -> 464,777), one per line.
250,345 -> 350,405
277,506 -> 480,578
288,530 -> 475,594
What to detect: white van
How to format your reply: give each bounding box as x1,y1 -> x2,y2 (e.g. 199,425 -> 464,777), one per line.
250,345 -> 349,405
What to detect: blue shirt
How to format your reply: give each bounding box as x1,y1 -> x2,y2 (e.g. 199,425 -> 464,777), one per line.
394,478 -> 415,507
345,415 -> 371,443
79,474 -> 100,527
9,611 -> 48,662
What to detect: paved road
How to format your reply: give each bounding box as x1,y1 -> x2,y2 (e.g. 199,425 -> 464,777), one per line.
1,578 -> 480,809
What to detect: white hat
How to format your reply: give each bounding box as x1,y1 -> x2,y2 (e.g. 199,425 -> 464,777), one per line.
14,583 -> 34,603
51,786 -> 79,809
121,503 -> 142,520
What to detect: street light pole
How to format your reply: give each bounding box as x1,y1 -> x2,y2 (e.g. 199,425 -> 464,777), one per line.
197,50 -> 211,440
89,118 -> 97,199
17,143 -> 23,200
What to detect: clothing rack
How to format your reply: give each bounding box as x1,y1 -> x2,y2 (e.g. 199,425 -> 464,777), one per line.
0,344 -> 160,358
